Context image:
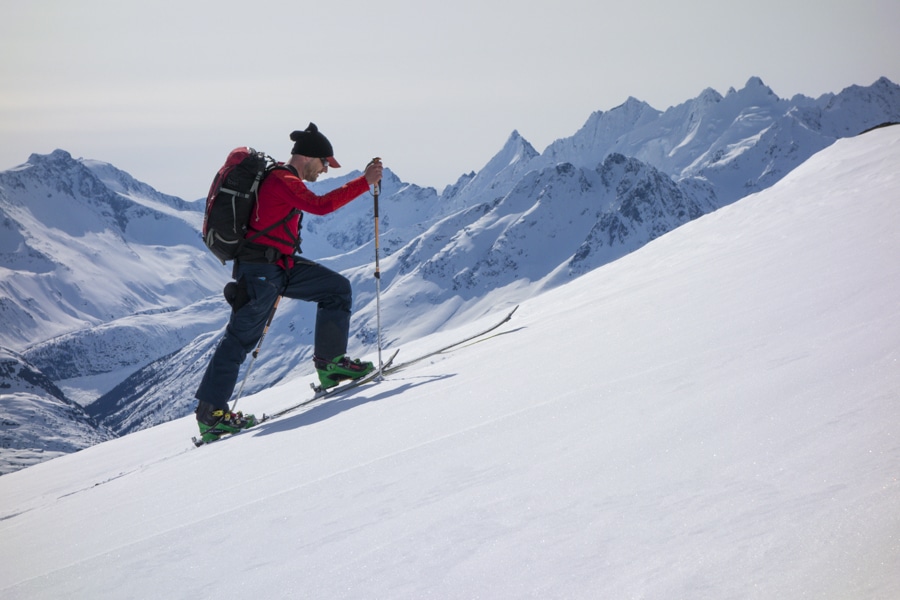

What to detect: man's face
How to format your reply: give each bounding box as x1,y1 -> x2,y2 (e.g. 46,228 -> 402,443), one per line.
302,157 -> 328,182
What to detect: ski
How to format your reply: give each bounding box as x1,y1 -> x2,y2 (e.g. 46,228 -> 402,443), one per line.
190,305 -> 518,448
380,305 -> 518,376
258,304 -> 517,426
191,350 -> 400,447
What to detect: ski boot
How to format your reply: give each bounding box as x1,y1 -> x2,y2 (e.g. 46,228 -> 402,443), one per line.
195,401 -> 258,444
314,354 -> 375,390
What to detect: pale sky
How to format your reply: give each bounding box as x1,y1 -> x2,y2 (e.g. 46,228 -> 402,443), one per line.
1,0 -> 898,200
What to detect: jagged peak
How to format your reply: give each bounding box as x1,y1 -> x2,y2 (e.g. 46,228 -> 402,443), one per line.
576,96 -> 661,134
697,87 -> 724,104
745,75 -> 769,89
473,131 -> 539,173
598,152 -> 657,174
610,96 -> 656,115
834,75 -> 899,97
725,76 -> 778,102
500,129 -> 538,156
27,148 -> 76,166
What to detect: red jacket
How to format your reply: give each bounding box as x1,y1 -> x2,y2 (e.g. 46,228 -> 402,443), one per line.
247,165 -> 370,268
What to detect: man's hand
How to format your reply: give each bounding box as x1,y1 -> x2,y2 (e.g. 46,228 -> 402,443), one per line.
365,157 -> 383,185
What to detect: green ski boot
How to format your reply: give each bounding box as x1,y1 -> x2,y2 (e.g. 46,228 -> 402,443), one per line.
315,355 -> 375,390
196,401 -> 258,444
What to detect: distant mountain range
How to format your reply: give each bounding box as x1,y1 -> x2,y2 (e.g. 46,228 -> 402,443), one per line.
1,76 -> 898,474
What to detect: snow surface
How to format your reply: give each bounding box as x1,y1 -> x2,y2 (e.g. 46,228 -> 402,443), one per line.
0,127 -> 898,599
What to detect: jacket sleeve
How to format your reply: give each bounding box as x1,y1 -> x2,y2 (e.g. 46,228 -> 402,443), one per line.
269,171 -> 371,216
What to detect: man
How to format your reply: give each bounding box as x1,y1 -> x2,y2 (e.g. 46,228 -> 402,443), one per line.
194,123 -> 384,442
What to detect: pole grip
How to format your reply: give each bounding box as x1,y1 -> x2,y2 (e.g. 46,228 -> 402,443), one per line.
369,157 -> 382,198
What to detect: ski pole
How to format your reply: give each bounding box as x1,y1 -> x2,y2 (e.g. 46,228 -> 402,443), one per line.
371,157 -> 384,378
231,294 -> 281,412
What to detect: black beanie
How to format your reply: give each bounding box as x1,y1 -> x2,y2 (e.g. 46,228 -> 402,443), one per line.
290,123 -> 340,168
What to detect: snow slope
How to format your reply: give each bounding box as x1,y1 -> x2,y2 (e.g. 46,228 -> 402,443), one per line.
0,127 -> 897,600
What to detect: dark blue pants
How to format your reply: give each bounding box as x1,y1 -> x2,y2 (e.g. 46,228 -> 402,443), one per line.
195,259 -> 352,410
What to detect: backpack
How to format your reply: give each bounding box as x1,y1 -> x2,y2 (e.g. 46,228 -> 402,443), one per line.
202,147 -> 300,265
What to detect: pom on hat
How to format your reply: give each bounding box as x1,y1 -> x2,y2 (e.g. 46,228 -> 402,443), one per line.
290,123 -> 340,168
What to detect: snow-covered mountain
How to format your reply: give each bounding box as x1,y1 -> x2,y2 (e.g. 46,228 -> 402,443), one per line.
535,76 -> 900,204
0,149 -> 224,352
0,348 -> 114,475
1,77 -> 898,474
0,126 -> 896,598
